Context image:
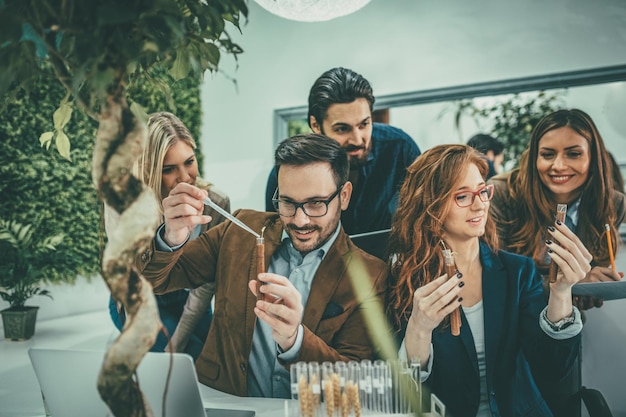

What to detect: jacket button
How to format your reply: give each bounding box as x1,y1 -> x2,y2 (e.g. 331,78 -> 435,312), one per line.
240,363 -> 246,373
141,252 -> 149,262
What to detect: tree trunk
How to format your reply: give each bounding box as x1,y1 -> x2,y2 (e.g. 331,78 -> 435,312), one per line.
92,95 -> 162,417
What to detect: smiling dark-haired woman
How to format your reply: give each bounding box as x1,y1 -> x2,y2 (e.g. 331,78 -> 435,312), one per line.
489,108 -> 626,310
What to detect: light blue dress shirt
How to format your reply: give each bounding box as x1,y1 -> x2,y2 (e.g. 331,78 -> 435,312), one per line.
247,223 -> 341,398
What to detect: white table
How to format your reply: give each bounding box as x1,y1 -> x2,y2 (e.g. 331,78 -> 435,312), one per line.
0,309 -> 290,417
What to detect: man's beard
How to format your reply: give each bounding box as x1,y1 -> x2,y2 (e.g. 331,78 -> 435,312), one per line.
345,144 -> 369,168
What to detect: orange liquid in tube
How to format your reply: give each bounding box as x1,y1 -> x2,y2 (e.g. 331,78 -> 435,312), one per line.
443,249 -> 461,336
548,204 -> 567,283
256,236 -> 265,301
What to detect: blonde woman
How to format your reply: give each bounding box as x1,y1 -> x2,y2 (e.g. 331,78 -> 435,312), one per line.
105,111 -> 229,359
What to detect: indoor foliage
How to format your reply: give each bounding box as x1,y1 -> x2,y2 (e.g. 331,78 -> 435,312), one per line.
0,0 -> 246,415
0,65 -> 204,287
454,90 -> 566,168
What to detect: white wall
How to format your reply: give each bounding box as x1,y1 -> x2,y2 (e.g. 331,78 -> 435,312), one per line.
390,81 -> 626,164
200,0 -> 626,211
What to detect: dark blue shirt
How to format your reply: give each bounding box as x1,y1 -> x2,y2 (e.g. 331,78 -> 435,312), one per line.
265,123 -> 421,235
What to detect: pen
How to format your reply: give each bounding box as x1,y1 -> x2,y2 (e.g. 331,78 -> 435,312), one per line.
605,224 -> 616,270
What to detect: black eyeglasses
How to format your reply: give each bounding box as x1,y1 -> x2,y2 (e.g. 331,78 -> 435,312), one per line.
453,184 -> 494,208
272,185 -> 344,218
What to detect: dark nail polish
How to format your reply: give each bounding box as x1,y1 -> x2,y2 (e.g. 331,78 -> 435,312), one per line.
458,281 -> 465,288
457,272 -> 463,279
545,239 -> 552,245
548,226 -> 555,232
547,248 -> 554,253
458,297 -> 463,303
556,220 -> 562,226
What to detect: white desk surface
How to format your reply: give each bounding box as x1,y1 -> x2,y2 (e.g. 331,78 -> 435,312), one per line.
0,309 -> 290,417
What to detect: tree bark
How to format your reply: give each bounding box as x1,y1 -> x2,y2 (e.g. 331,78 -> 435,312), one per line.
93,95 -> 162,417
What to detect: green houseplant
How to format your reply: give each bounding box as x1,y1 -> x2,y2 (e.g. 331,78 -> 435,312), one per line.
0,219 -> 63,340
453,90 -> 566,169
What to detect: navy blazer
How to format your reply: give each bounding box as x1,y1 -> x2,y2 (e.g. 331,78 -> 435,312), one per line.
400,242 -> 580,417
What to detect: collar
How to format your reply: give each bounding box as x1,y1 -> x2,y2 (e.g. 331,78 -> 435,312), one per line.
566,195 -> 582,228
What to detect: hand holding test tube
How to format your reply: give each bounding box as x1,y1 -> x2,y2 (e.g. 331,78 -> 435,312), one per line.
548,204 -> 567,283
443,248 -> 461,336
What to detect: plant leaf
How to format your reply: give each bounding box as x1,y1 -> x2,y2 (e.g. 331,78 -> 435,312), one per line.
55,130 -> 72,161
39,131 -> 54,148
52,102 -> 73,131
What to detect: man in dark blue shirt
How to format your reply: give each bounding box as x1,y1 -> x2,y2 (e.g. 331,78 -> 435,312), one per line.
265,67 -> 421,236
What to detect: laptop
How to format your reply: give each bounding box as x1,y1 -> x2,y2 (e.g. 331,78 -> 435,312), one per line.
29,348 -> 255,417
349,229 -> 390,261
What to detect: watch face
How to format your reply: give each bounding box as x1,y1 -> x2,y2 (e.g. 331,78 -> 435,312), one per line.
543,309 -> 576,331
556,317 -> 576,331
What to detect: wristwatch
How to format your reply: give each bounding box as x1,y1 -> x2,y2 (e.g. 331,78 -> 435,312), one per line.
542,309 -> 576,331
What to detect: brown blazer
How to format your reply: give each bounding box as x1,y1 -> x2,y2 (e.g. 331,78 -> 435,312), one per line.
140,209 -> 388,396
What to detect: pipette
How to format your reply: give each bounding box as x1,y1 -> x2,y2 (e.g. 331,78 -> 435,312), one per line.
203,196 -> 260,238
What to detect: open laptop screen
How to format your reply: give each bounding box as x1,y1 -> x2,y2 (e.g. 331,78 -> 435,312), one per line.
29,349 -> 207,417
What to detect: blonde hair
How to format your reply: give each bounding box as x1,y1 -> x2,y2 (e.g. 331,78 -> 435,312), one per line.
134,112 -> 202,216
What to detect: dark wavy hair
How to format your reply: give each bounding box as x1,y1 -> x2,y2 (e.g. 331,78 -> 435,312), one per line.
387,144 -> 498,329
274,133 -> 349,188
307,67 -> 375,127
503,108 -> 617,269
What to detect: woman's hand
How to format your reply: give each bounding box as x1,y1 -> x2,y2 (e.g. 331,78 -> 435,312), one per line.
584,266 -> 623,282
546,221 -> 593,292
545,220 -> 593,320
162,183 -> 212,246
407,273 -> 464,333
404,272 -> 464,365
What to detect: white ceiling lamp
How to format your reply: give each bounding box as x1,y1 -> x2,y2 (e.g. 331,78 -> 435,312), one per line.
253,0 -> 372,22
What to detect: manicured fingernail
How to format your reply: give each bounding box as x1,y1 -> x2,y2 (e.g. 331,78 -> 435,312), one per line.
457,272 -> 463,279
458,297 -> 463,302
545,239 -> 552,245
547,248 -> 554,253
556,220 -> 562,226
458,281 -> 465,288
548,226 -> 555,232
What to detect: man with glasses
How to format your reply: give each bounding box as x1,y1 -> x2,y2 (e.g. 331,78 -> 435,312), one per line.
140,133 -> 388,398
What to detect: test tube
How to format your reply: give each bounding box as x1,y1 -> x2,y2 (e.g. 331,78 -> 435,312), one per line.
396,359 -> 413,414
549,204 -> 567,283
347,361 -> 361,417
373,359 -> 392,413
334,362 -> 347,417
321,362 -> 336,417
443,249 -> 461,336
256,227 -> 267,301
297,362 -> 312,417
409,357 -> 422,413
360,359 -> 373,413
308,362 -> 321,417
291,362 -> 302,416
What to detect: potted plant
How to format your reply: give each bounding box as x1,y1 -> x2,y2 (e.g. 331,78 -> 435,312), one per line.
0,219 -> 63,340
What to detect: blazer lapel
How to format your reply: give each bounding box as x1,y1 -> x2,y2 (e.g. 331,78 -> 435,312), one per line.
480,242 -> 507,378
301,231 -> 350,330
459,311 -> 479,377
